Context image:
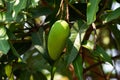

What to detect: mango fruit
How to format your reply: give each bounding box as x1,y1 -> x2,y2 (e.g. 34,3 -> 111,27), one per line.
48,20 -> 70,60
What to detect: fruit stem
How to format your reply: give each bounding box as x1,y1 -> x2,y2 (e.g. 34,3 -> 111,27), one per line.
50,64 -> 56,80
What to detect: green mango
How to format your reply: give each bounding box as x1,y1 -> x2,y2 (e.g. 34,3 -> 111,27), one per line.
48,20 -> 70,60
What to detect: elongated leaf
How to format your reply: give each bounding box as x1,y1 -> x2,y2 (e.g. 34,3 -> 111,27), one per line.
101,7 -> 120,23
31,27 -> 52,62
73,55 -> 83,80
0,12 -> 5,22
5,64 -> 14,80
13,0 -> 27,19
0,26 -> 10,54
87,0 -> 100,25
109,24 -> 120,50
31,27 -> 45,54
5,1 -> 14,21
0,40 -> 10,54
66,20 -> 88,65
9,41 -> 23,62
92,45 -> 112,65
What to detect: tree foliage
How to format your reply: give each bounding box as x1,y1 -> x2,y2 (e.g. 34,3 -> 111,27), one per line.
0,0 -> 120,80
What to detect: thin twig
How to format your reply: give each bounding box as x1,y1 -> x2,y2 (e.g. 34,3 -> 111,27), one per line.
56,0 -> 64,17
84,54 -> 120,73
97,0 -> 109,18
65,0 -> 69,22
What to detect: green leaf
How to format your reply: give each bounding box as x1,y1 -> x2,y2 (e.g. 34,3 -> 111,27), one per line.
92,45 -> 112,65
32,71 -> 47,80
24,51 -> 48,71
13,0 -> 27,19
109,24 -> 120,50
0,12 -> 6,22
66,20 -> 88,65
31,27 -> 52,63
73,55 -> 83,80
5,1 -> 14,21
0,26 -> 10,54
31,6 -> 52,18
0,26 -> 7,38
87,0 -> 100,25
30,0 -> 39,7
101,7 -> 120,23
0,0 -> 4,7
82,40 -> 94,51
82,40 -> 112,64
5,64 -> 14,80
31,27 -> 46,54
9,41 -> 23,62
19,70 -> 31,80
0,40 -> 10,54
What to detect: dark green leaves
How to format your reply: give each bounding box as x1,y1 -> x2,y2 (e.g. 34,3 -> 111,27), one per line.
13,0 -> 27,19
82,40 -> 112,65
31,27 -> 46,54
0,40 -> 10,54
109,24 -> 120,50
87,0 -> 100,25
73,55 -> 83,80
101,7 -> 120,24
92,45 -> 112,65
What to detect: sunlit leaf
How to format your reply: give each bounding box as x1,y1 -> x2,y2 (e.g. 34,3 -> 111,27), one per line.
87,0 -> 100,25
5,64 -> 14,80
66,20 -> 88,65
0,26 -> 10,54
0,26 -> 8,39
30,0 -> 39,7
5,1 -> 14,21
82,40 -> 94,51
0,12 -> 6,22
0,0 -> 4,7
13,0 -> 27,19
